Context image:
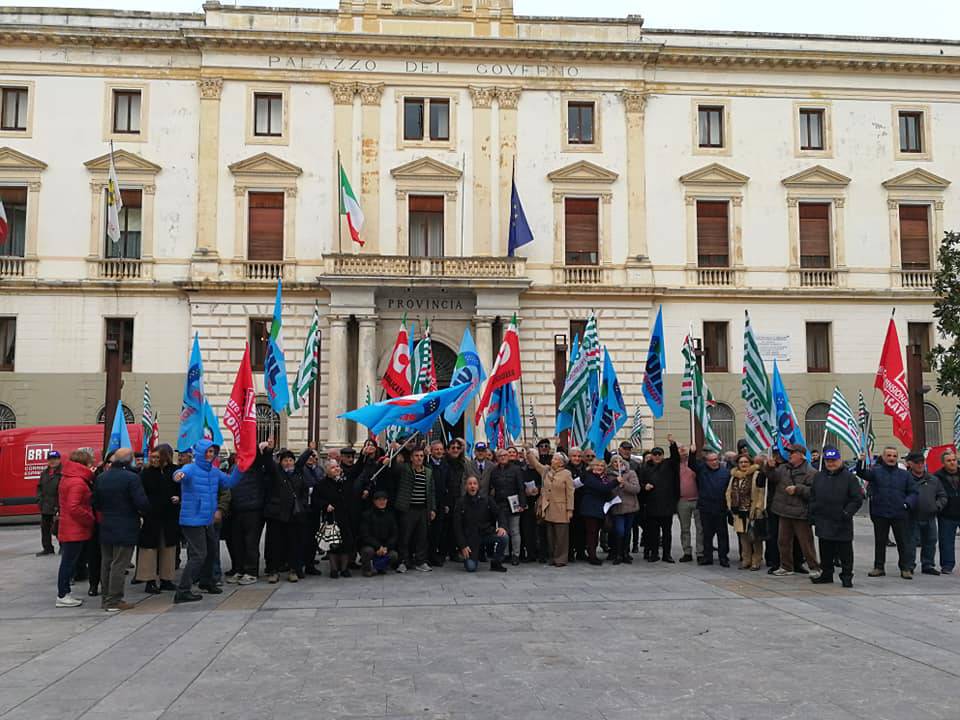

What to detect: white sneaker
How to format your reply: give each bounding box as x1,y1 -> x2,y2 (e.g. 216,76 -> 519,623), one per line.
396,563 -> 407,574
56,594 -> 82,608
809,569 -> 823,580
237,574 -> 257,585
225,574 -> 239,584
415,563 -> 432,572
772,568 -> 794,577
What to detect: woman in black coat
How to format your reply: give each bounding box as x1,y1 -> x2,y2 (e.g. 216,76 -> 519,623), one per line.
135,444 -> 181,593
315,460 -> 357,579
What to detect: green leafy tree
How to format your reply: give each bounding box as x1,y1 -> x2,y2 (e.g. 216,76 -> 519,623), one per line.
932,230 -> 960,396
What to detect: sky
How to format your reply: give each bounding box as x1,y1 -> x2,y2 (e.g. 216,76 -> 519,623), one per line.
7,0 -> 960,41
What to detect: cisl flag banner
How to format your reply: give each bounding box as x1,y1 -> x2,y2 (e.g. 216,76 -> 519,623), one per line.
224,344 -> 258,472
875,317 -> 913,449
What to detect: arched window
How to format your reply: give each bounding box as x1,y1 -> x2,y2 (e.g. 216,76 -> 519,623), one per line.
924,403 -> 942,446
255,398 -> 281,445
707,402 -> 735,452
0,403 -> 15,430
96,404 -> 135,424
804,402 -> 841,451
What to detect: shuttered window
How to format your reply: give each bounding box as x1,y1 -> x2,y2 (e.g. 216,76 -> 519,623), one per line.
899,204 -> 930,269
248,192 -> 284,261
249,318 -> 271,372
799,202 -> 831,269
806,322 -> 831,373
703,321 -> 728,372
696,201 -> 729,267
564,198 -> 599,266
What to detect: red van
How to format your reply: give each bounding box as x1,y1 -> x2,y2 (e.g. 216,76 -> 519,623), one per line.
0,424 -> 144,519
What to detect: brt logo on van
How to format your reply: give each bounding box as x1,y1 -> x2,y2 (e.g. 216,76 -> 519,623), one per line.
24,444 -> 53,482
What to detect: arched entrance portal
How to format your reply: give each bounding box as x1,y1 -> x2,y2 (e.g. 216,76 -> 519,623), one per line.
426,340 -> 463,443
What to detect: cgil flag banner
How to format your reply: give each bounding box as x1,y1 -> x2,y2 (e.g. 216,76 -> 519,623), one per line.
223,344 -> 258,472
475,314 -> 522,425
875,317 -> 913,449
381,316 -> 412,398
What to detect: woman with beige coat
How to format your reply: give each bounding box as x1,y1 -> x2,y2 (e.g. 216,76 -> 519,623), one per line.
526,449 -> 575,567
608,455 -> 641,565
725,455 -> 767,570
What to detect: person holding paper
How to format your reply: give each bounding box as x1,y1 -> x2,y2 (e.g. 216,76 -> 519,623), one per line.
579,459 -> 616,565
607,455 -> 640,565
485,449 -> 527,566
526,449 -> 575,567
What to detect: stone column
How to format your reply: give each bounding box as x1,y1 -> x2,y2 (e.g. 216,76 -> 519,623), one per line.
357,316 -> 379,414
496,86 -> 521,256
469,86 -> 495,256
474,316 -> 494,371
194,78 -> 223,274
358,83 -> 384,253
326,315 -> 350,447
331,82 -> 357,255
622,89 -> 648,262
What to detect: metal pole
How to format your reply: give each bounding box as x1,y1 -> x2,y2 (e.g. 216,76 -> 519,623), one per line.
553,334 -> 568,450
337,150 -> 343,255
907,342 -> 927,452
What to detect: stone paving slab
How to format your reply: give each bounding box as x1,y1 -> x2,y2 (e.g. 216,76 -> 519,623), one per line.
1,517 -> 960,719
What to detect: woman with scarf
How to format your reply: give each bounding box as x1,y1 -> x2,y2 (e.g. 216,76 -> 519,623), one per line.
262,448 -> 309,583
136,444 -> 180,593
316,459 -> 357,578
525,448 -> 575,567
579,458 -> 616,565
607,455 -> 641,565
725,455 -> 767,570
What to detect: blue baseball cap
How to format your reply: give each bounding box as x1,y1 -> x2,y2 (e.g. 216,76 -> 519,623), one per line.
474,442 -> 488,451
823,446 -> 841,461
48,451 -> 61,459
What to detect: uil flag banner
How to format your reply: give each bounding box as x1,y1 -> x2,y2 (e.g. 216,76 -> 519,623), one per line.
772,359 -> 809,460
341,384 -> 472,436
224,344 -> 258,472
443,327 -> 487,425
586,348 -> 628,451
264,278 -> 290,414
177,333 -> 206,451
475,313 -> 522,424
875,317 -> 913,449
641,305 -> 666,418
106,400 -> 131,455
382,317 -> 412,398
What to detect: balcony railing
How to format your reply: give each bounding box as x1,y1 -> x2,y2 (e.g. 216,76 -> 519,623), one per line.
98,258 -> 142,280
323,254 -> 526,279
0,256 -> 25,278
798,269 -> 837,288
696,268 -> 733,287
557,265 -> 605,285
242,261 -> 285,281
901,269 -> 934,289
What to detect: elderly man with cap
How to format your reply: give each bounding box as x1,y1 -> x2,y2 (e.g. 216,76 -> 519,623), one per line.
905,450 -> 946,576
359,490 -> 399,576
936,449 -> 960,574
472,442 -> 492,477
36,450 -> 63,556
856,445 -> 919,579
766,444 -> 821,578
640,438 -> 680,563
809,446 -> 863,587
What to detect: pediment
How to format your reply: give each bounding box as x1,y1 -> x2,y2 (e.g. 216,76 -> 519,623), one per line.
390,156 -> 462,181
679,163 -> 749,187
228,152 -> 302,177
84,149 -> 161,174
0,147 -> 47,171
882,168 -> 950,191
547,160 -> 618,184
781,165 -> 851,188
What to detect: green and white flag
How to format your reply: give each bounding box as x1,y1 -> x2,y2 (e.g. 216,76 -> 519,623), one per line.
630,405 -> 645,449
741,311 -> 775,455
825,386 -> 861,456
288,304 -> 320,414
558,342 -> 592,448
857,390 -> 876,458
680,333 -> 723,452
954,406 -> 960,449
411,321 -> 438,394
141,381 -> 153,455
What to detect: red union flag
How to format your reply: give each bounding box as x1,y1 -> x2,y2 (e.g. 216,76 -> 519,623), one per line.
224,344 -> 258,471
875,318 -> 913,449
475,315 -> 522,425
381,321 -> 412,398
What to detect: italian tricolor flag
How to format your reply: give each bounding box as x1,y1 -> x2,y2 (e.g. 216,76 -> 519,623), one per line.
0,197 -> 7,247
339,162 -> 364,247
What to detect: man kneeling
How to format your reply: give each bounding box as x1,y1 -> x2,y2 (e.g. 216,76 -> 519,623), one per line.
453,476 -> 508,572
359,491 -> 400,576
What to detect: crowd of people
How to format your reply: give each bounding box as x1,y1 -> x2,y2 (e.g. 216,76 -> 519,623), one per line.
35,431 -> 960,611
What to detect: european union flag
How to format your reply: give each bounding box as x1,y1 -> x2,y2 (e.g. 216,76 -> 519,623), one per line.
507,169 -> 534,257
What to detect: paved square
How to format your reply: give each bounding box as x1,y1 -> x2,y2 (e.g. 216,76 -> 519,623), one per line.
1,518 -> 958,720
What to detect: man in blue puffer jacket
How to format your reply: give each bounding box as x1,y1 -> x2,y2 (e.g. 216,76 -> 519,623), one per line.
856,445 -> 918,579
688,443 -> 731,567
173,439 -> 241,603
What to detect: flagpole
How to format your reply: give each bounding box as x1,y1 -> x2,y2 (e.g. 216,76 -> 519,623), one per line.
368,431 -> 420,485
459,151 -> 466,258
337,150 -> 343,255
819,429 -> 827,470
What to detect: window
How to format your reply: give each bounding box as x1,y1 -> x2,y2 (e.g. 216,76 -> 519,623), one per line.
899,204 -> 930,269
96,404 -> 135,425
799,109 -> 824,151
564,198 -> 599,266
898,111 -> 923,154
908,322 -> 932,372
105,189 -> 142,259
254,93 -> 283,137
702,322 -> 729,372
250,318 -> 271,372
1,88 -> 28,132
247,192 -> 284,261
569,319 -> 587,346
806,322 -> 831,373
403,98 -> 449,142
0,187 -> 26,258
799,202 -> 831,269
0,317 -> 14,371
924,403 -> 942,446
112,90 -> 141,134
698,106 -> 724,148
804,403 -> 840,451
707,402 -> 735,452
105,318 -> 134,372
256,398 -> 281,445
408,195 -> 444,257
0,403 -> 14,430
696,201 -> 729,267
567,101 -> 595,145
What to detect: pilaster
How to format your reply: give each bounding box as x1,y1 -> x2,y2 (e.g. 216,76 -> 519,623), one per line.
469,86 -> 495,256
496,86 -> 521,256
331,82 -> 357,254
357,316 -> 379,417
327,315 -> 350,447
359,83 -> 384,253
622,89 -> 648,264
194,77 -> 223,277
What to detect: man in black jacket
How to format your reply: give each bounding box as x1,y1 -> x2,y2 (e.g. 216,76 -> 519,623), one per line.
36,451 -> 62,556
229,444 -> 270,584
453,477 -> 508,572
809,446 -> 863,588
482,448 -> 527,565
906,451 -> 947,575
359,491 -> 399,576
640,441 -> 680,563
427,440 -> 451,566
936,449 -> 960,574
567,447 -> 588,562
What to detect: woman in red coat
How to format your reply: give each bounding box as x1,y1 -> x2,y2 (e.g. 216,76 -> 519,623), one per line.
56,449 -> 97,607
